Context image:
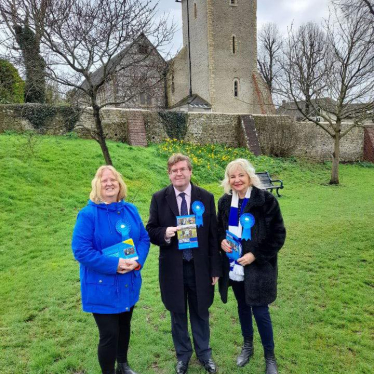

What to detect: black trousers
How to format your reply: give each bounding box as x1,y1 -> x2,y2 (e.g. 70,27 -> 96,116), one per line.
93,307 -> 134,374
170,260 -> 212,362
231,280 -> 275,352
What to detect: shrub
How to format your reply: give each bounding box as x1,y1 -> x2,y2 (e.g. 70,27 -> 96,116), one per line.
0,59 -> 25,104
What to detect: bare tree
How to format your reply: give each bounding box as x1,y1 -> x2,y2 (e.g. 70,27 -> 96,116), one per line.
257,23 -> 282,93
38,0 -> 174,165
334,0 -> 374,17
0,0 -> 48,102
280,22 -> 328,117
279,5 -> 374,184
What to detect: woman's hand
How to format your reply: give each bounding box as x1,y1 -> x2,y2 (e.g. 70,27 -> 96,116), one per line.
221,239 -> 232,253
123,259 -> 140,271
237,252 -> 255,266
117,258 -> 139,273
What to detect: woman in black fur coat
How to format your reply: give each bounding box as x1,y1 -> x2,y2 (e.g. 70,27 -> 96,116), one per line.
217,159 -> 286,374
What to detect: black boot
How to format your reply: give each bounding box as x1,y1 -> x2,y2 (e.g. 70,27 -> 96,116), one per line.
264,350 -> 278,374
116,362 -> 138,374
236,337 -> 254,367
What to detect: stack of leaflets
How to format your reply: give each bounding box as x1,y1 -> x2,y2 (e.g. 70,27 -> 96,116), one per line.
177,215 -> 199,249
102,238 -> 138,260
225,230 -> 242,261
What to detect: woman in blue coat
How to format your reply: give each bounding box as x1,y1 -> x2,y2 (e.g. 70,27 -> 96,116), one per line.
72,165 -> 150,374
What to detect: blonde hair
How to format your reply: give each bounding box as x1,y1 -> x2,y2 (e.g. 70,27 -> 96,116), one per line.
90,165 -> 127,203
221,159 -> 262,194
167,153 -> 192,172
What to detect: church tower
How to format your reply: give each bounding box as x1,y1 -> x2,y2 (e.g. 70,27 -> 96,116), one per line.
169,0 -> 272,114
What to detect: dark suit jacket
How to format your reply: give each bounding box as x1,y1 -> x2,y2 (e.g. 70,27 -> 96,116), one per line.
146,183 -> 222,314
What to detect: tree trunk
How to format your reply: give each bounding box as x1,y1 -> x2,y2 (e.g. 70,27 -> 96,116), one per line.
330,134 -> 340,185
14,25 -> 46,103
92,104 -> 113,165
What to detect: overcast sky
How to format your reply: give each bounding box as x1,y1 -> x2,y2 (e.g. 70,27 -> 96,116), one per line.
156,0 -> 330,56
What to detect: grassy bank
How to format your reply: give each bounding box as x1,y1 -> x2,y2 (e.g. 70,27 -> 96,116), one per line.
0,134 -> 373,373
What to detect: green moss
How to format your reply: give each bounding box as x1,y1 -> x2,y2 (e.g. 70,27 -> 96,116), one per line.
10,104 -> 81,132
158,111 -> 188,140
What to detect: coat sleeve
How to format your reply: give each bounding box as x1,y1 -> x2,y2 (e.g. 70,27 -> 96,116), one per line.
249,194 -> 286,264
131,206 -> 150,269
217,196 -> 227,247
71,209 -> 119,274
146,194 -> 170,247
208,194 -> 222,277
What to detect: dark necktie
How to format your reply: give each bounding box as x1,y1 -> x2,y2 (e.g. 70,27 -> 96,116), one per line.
179,192 -> 193,261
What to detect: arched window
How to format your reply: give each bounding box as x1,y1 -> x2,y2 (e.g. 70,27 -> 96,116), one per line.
194,3 -> 197,19
233,79 -> 239,97
232,35 -> 236,54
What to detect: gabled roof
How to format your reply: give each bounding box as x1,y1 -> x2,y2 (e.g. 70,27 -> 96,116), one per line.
81,33 -> 165,90
169,94 -> 211,110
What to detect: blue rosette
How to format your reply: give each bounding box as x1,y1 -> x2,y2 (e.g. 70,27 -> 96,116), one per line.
240,213 -> 255,240
115,220 -> 131,240
192,201 -> 205,227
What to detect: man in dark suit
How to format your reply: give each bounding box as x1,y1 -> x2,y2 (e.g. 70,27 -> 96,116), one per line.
146,153 -> 221,374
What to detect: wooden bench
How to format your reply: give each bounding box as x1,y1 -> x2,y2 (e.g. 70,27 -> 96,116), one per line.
255,172 -> 284,197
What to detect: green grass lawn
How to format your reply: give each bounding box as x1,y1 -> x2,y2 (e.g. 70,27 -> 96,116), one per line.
1,134 -> 373,374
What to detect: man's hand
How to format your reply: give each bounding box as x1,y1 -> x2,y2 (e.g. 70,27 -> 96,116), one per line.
211,277 -> 219,285
165,226 -> 179,239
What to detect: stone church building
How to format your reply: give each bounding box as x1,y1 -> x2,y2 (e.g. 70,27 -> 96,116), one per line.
168,0 -> 273,114
87,0 -> 273,115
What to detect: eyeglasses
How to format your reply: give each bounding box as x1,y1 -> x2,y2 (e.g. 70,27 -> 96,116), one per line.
170,167 -> 189,175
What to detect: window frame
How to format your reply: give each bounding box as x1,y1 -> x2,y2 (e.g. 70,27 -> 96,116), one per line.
233,79 -> 239,98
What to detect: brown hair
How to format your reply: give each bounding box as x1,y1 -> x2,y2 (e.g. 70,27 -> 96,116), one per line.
167,153 -> 192,173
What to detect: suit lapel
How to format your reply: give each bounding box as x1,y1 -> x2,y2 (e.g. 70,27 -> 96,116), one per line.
190,183 -> 202,211
165,184 -> 179,218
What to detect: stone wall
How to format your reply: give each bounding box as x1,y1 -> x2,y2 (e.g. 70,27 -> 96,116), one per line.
0,104 -> 79,135
0,105 -> 367,161
253,115 -> 364,161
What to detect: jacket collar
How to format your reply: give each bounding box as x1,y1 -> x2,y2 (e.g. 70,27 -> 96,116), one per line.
88,199 -> 126,211
243,186 -> 265,211
223,186 -> 265,212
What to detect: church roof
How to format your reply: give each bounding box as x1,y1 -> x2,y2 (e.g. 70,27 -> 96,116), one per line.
80,33 -> 165,90
169,94 -> 211,110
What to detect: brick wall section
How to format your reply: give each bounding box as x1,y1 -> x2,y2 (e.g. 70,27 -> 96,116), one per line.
126,112 -> 147,146
363,126 -> 374,163
240,115 -> 261,156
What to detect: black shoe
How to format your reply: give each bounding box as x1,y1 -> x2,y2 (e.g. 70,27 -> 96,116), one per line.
199,358 -> 217,373
265,351 -> 279,374
116,362 -> 138,374
237,337 -> 254,367
175,360 -> 189,374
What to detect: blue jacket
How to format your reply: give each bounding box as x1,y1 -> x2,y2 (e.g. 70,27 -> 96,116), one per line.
72,200 -> 150,314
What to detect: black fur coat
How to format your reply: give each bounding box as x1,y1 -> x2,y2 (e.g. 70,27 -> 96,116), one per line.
217,187 -> 286,306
